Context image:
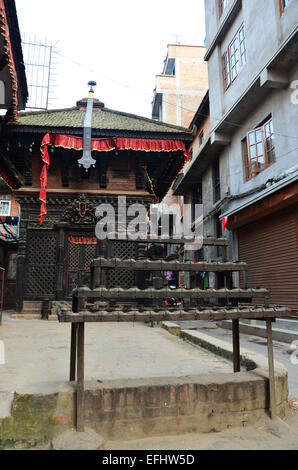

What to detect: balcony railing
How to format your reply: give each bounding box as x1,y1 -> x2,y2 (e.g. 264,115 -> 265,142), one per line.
0,216 -> 19,241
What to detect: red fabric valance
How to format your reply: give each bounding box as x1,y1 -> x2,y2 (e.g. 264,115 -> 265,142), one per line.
39,133 -> 190,223
68,235 -> 97,245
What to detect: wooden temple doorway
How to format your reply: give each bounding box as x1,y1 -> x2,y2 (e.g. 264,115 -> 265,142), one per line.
64,233 -> 97,299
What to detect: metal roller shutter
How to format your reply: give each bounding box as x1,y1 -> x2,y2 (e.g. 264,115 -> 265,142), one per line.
238,206 -> 298,314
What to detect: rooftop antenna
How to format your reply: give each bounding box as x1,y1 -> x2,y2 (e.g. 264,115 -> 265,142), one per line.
78,81 -> 97,171
21,34 -> 59,110
172,33 -> 183,45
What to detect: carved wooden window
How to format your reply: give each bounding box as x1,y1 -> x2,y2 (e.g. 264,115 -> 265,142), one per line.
25,232 -> 57,297
65,234 -> 97,296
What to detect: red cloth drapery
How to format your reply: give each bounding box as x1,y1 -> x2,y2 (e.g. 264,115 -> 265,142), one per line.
221,216 -> 229,233
39,133 -> 190,223
0,0 -> 19,122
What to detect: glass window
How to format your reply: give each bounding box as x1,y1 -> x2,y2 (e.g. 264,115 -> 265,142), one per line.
219,0 -> 231,17
222,25 -> 246,90
222,51 -> 231,89
0,200 -> 10,216
280,0 -> 291,13
244,118 -> 275,180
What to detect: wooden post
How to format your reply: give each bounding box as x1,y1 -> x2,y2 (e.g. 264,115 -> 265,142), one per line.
91,266 -> 101,289
55,228 -> 65,300
266,319 -> 277,420
69,323 -> 78,381
222,245 -> 227,262
232,319 -> 241,372
76,322 -> 85,432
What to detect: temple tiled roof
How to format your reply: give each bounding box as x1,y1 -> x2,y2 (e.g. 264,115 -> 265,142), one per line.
9,104 -> 192,139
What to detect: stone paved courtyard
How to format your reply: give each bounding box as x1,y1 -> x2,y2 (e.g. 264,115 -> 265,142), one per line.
0,312 -> 233,395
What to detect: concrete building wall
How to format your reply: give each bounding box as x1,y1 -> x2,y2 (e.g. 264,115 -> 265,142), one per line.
205,0 -> 297,128
200,0 -> 298,296
280,0 -> 298,39
153,44 -> 208,128
184,115 -> 211,175
227,60 -> 298,196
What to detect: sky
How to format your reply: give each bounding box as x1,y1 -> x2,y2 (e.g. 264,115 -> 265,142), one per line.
15,0 -> 206,118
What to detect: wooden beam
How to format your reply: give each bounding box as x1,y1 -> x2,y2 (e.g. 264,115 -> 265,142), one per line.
72,286 -> 269,301
227,182 -> 298,230
58,306 -> 290,324
90,258 -> 249,273
102,236 -> 229,247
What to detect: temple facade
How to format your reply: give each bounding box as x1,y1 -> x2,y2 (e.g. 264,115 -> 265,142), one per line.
2,92 -> 192,315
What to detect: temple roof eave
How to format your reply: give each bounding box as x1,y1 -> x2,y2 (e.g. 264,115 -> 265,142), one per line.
3,125 -> 193,142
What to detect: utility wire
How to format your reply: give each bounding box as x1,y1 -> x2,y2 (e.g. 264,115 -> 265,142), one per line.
20,51 -> 297,185
56,51 -> 298,142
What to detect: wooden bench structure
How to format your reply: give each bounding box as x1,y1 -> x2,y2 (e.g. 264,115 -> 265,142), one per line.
58,236 -> 291,432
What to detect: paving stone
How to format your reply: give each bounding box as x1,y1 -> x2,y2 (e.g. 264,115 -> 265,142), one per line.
52,428 -> 104,450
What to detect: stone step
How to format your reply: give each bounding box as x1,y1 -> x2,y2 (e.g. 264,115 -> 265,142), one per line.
48,314 -> 58,321
241,318 -> 298,331
21,301 -> 43,315
220,320 -> 298,344
22,301 -> 43,308
22,308 -> 42,313
10,314 -> 41,320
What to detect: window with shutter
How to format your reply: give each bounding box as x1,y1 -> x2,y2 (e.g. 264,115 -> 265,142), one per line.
244,118 -> 275,180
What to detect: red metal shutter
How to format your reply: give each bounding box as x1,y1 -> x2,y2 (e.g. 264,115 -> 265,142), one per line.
238,206 -> 298,314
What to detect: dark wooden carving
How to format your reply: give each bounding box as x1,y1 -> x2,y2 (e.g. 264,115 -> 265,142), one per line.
61,194 -> 96,224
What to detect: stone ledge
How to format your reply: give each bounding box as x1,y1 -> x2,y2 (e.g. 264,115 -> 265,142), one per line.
220,319 -> 298,345
0,363 -> 289,449
10,314 -> 42,320
0,325 -> 289,449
